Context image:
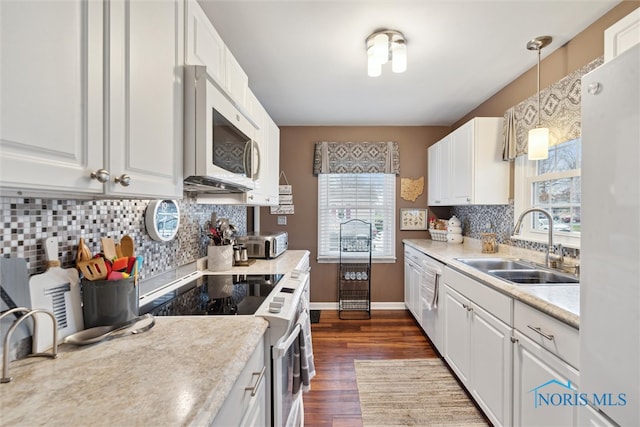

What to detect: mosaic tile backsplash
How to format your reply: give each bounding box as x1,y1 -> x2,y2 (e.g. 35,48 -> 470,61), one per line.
451,204 -> 579,257
0,195 -> 247,278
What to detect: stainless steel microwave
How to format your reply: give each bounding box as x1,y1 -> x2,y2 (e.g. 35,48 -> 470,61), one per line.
184,65 -> 260,193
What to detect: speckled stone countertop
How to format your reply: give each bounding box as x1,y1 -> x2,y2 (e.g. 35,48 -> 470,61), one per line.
0,311 -> 268,426
403,239 -> 579,329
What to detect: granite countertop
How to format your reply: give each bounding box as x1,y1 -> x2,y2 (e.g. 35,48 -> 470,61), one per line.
403,239 -> 580,329
0,316 -> 268,427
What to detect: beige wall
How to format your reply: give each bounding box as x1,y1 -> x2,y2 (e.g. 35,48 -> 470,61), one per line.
259,126 -> 449,303
260,2 -> 638,304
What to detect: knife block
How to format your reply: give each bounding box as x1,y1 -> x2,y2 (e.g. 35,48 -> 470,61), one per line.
81,277 -> 138,329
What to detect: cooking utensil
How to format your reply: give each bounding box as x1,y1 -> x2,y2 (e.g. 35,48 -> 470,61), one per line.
29,237 -> 84,352
63,314 -> 155,346
76,238 -> 92,266
120,235 -> 135,257
77,257 -> 109,281
115,243 -> 123,259
1,258 -> 32,342
101,237 -> 117,260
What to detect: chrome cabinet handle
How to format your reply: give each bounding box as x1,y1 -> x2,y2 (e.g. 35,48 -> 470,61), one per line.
114,174 -> 131,187
466,197 -> 471,202
527,325 -> 554,341
90,169 -> 110,183
245,366 -> 266,397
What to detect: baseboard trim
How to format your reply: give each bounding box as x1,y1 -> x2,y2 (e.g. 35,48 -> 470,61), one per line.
309,302 -> 406,310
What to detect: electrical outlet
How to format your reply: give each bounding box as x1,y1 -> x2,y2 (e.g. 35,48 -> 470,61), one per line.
277,216 -> 287,225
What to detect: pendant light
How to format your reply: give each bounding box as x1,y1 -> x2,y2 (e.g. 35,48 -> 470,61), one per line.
527,36 -> 552,160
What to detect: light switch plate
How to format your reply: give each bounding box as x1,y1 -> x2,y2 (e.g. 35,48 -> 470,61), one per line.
277,216 -> 287,225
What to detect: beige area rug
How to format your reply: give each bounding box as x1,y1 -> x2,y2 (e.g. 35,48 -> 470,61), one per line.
354,358 -> 489,427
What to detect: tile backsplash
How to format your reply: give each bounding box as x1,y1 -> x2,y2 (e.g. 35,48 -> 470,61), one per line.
0,195 -> 247,279
451,204 -> 579,257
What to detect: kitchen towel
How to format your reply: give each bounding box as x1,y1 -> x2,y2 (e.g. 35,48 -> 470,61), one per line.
292,309 -> 316,394
422,266 -> 440,311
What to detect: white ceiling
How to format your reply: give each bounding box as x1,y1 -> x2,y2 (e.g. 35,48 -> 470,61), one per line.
198,0 -> 619,126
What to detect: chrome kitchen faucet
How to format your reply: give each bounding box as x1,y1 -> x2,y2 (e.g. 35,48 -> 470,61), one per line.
512,208 -> 563,269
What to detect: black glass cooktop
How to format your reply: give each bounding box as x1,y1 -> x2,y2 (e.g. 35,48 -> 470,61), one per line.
140,274 -> 284,316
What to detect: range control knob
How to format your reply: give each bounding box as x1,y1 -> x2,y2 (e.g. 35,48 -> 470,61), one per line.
269,301 -> 282,313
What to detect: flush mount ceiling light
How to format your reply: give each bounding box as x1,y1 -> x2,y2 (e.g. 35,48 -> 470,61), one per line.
527,35 -> 553,160
366,29 -> 407,77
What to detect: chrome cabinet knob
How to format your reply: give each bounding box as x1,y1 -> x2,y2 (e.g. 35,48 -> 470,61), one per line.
90,169 -> 110,183
114,174 -> 131,187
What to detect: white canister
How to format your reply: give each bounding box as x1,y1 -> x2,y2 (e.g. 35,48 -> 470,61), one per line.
447,234 -> 464,244
448,215 -> 461,227
447,226 -> 463,234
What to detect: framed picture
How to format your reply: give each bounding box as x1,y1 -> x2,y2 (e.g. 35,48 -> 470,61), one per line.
400,208 -> 428,230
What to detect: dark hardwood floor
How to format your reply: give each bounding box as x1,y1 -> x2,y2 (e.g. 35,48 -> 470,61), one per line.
303,309 -> 439,427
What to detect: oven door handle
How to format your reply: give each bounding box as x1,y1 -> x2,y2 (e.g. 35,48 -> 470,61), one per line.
273,311 -> 308,359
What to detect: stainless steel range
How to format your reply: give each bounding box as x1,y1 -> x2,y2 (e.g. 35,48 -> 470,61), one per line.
138,263 -> 313,427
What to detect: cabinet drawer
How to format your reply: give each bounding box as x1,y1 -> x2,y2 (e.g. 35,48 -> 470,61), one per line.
443,267 -> 512,324
213,336 -> 266,425
514,300 -> 579,369
404,245 -> 426,264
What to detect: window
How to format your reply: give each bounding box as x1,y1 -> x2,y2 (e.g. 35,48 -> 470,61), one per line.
514,138 -> 581,247
317,173 -> 395,262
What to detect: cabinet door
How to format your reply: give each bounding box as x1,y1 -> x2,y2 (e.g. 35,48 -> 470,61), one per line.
427,138 -> 450,205
0,0 -> 104,195
513,330 -> 579,427
450,120 -> 473,205
108,0 -> 183,198
443,285 -> 471,385
225,48 -> 249,109
185,0 -> 225,85
470,303 -> 512,426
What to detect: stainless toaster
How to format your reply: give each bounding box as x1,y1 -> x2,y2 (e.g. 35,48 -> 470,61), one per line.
238,231 -> 288,259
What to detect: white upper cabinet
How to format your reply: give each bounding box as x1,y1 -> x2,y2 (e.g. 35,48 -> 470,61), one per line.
0,0 -> 183,199
108,0 -> 184,198
604,8 -> 640,63
428,117 -> 508,206
0,0 -> 105,195
185,0 -> 249,112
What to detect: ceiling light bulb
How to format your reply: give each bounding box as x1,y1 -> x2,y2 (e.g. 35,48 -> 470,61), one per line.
391,41 -> 407,73
372,33 -> 389,65
528,127 -> 549,160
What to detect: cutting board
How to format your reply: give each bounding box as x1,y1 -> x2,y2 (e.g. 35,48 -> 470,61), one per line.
1,258 -> 32,354
29,237 -> 84,352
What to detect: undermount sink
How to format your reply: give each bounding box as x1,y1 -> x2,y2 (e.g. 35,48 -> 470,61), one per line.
489,269 -> 579,285
455,257 -> 579,285
456,257 -> 533,271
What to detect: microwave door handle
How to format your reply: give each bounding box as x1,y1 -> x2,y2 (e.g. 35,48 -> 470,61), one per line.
252,140 -> 261,180
243,140 -> 251,178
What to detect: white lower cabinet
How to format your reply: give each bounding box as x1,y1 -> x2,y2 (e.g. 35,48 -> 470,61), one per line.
513,330 -> 579,427
443,283 -> 512,426
212,335 -> 267,426
513,300 -> 580,427
403,246 -> 424,324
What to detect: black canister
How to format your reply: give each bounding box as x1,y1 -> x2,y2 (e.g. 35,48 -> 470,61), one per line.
81,277 -> 139,329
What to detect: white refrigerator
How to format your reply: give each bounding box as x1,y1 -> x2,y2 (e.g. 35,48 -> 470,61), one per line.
580,44 -> 639,426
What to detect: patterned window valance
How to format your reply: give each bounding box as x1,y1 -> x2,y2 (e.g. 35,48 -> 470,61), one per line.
502,56 -> 603,160
313,141 -> 400,175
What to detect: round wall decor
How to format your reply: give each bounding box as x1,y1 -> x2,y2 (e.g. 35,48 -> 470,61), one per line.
145,200 -> 180,242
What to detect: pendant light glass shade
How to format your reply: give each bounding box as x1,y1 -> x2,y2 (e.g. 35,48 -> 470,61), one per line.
372,33 -> 389,64
528,127 -> 549,160
367,49 -> 382,77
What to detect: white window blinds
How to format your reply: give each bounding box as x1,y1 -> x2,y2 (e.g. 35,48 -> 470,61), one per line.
317,173 -> 396,262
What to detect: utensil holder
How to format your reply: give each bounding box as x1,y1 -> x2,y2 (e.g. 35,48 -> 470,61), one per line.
81,277 -> 138,329
208,245 -> 233,271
